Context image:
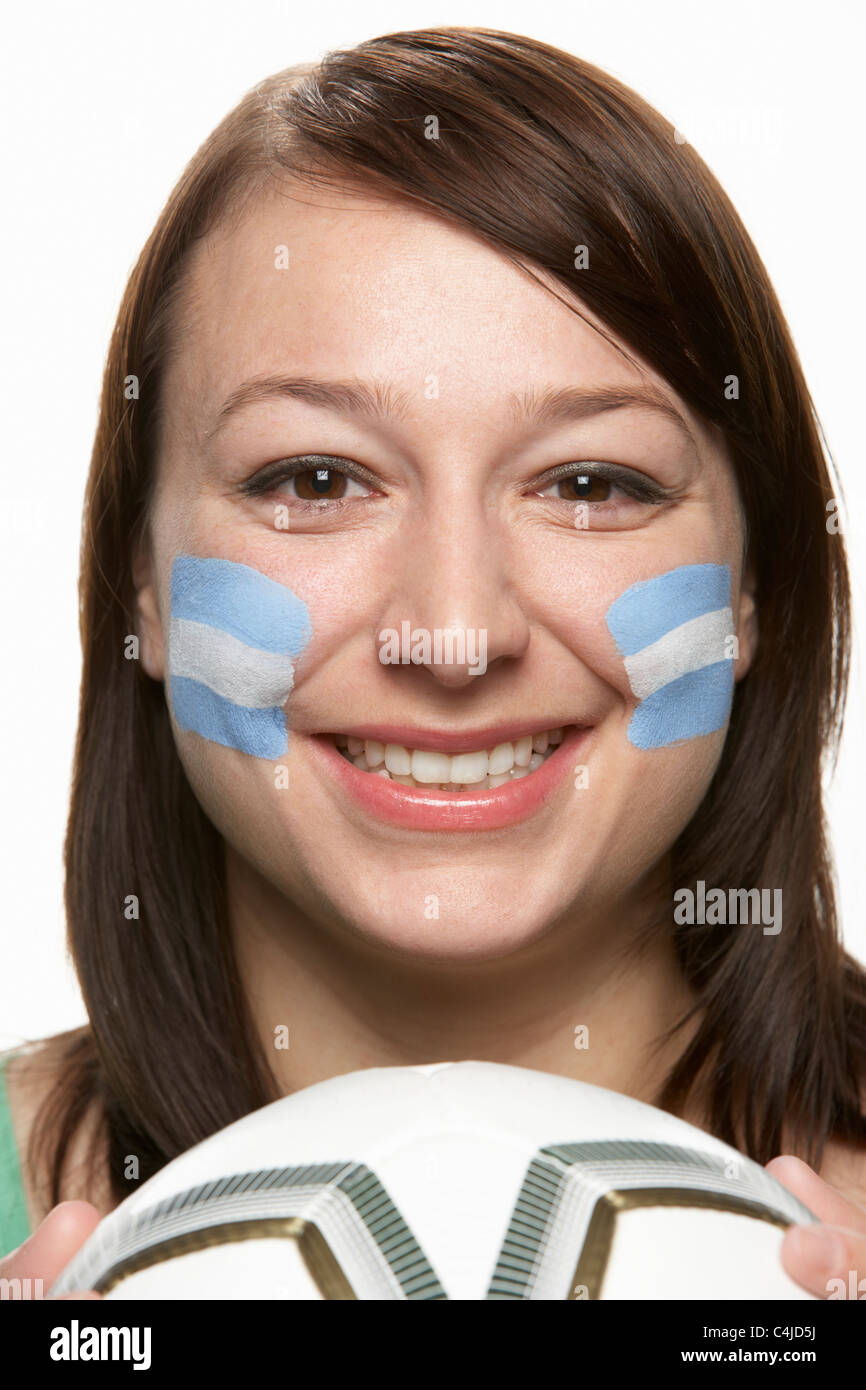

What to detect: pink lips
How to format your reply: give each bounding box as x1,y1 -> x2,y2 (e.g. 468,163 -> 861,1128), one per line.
309,725 -> 592,831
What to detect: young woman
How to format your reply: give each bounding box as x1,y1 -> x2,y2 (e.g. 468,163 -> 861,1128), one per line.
2,25 -> 865,1301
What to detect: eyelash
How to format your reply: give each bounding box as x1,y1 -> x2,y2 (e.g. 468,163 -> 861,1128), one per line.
240,455 -> 376,504
531,461 -> 670,505
239,454 -> 672,507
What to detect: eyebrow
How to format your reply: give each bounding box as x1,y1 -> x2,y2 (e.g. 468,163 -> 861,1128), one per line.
204,372 -> 698,451
205,375 -> 412,441
509,381 -> 698,452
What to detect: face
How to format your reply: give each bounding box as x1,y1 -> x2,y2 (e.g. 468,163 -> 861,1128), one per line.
135,176 -> 757,963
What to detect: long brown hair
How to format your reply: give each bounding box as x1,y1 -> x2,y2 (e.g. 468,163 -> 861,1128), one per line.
29,25 -> 866,1212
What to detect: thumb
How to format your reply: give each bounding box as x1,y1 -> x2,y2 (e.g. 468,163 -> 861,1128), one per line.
0,1200 -> 103,1290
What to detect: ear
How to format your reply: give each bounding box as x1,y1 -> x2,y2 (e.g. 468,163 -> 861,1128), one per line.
132,527 -> 166,682
734,557 -> 758,681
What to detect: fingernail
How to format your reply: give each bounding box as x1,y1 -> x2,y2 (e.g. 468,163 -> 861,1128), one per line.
789,1224 -> 846,1272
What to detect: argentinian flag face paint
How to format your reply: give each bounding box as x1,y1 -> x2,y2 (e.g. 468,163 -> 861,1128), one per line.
168,555 -> 312,758
605,564 -> 735,750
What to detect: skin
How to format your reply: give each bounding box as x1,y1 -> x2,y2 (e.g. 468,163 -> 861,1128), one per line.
3,176 -> 863,1299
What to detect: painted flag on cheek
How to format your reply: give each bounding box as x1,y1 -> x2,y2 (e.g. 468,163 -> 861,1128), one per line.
168,555 -> 312,758
605,564 -> 735,750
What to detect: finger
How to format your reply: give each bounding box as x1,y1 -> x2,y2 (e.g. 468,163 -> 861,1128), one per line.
0,1201 -> 103,1290
780,1221 -> 866,1300
765,1155 -> 866,1232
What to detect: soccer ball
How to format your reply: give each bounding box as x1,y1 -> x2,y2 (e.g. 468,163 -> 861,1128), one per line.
49,1061 -> 817,1300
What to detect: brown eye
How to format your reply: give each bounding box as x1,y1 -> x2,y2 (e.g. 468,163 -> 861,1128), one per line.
291,467 -> 349,500
556,473 -> 612,502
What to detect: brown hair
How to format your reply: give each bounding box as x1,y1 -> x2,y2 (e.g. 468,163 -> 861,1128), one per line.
28,25 -> 866,1212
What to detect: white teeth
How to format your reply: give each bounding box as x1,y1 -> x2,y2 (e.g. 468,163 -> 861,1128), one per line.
514,735 -> 532,767
411,749 -> 452,784
449,750 -> 489,784
335,726 -> 570,791
384,743 -> 412,775
365,739 -> 385,768
488,742 -> 515,775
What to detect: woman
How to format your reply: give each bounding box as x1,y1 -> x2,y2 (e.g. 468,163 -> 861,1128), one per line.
2,25 -> 865,1301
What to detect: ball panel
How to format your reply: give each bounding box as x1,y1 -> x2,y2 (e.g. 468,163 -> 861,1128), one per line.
57,1161 -> 447,1301
488,1141 -> 814,1299
107,1237 -> 327,1300
602,1208 -> 813,1300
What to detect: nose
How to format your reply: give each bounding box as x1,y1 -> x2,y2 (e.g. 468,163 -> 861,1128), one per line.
377,493 -> 531,689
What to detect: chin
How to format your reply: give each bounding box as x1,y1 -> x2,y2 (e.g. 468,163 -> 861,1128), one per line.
306,865 -> 571,964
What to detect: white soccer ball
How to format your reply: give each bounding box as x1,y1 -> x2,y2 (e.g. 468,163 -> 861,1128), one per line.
49,1061 -> 817,1300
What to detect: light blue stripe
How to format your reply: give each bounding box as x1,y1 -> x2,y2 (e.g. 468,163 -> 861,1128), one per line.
170,675 -> 288,758
627,661 -> 734,749
170,555 -> 312,657
606,564 -> 731,657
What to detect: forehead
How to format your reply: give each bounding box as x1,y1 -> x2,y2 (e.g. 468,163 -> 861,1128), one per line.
162,177 -> 706,454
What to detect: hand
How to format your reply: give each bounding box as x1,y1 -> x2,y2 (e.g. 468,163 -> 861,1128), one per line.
0,1200 -> 104,1300
766,1155 -> 866,1300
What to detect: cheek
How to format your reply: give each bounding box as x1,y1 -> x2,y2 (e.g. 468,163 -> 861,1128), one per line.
527,552 -> 737,749
605,563 -> 735,750
166,554 -> 312,758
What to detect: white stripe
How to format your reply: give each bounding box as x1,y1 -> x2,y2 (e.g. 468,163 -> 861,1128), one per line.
169,617 -> 295,708
624,607 -> 734,701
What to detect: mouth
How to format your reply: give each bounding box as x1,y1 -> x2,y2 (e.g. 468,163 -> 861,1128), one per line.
310,722 -> 592,832
331,726 -> 565,790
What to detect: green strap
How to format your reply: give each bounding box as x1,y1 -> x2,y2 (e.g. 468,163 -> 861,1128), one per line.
0,1051 -> 31,1258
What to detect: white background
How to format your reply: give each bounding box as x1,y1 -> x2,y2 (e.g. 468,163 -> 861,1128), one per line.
1,0 -> 863,1047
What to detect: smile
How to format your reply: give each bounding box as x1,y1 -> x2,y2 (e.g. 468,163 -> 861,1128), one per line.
311,723 -> 592,832
332,727 -> 565,790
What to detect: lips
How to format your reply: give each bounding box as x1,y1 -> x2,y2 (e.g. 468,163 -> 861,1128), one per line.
309,723 -> 592,831
333,726 -> 565,790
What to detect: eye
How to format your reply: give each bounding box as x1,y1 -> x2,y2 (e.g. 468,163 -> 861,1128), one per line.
532,462 -> 670,507
541,471 -> 614,503
241,455 -> 379,504
284,464 -> 369,501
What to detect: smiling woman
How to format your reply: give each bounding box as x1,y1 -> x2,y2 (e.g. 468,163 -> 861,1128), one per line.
3,24 -> 865,1301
